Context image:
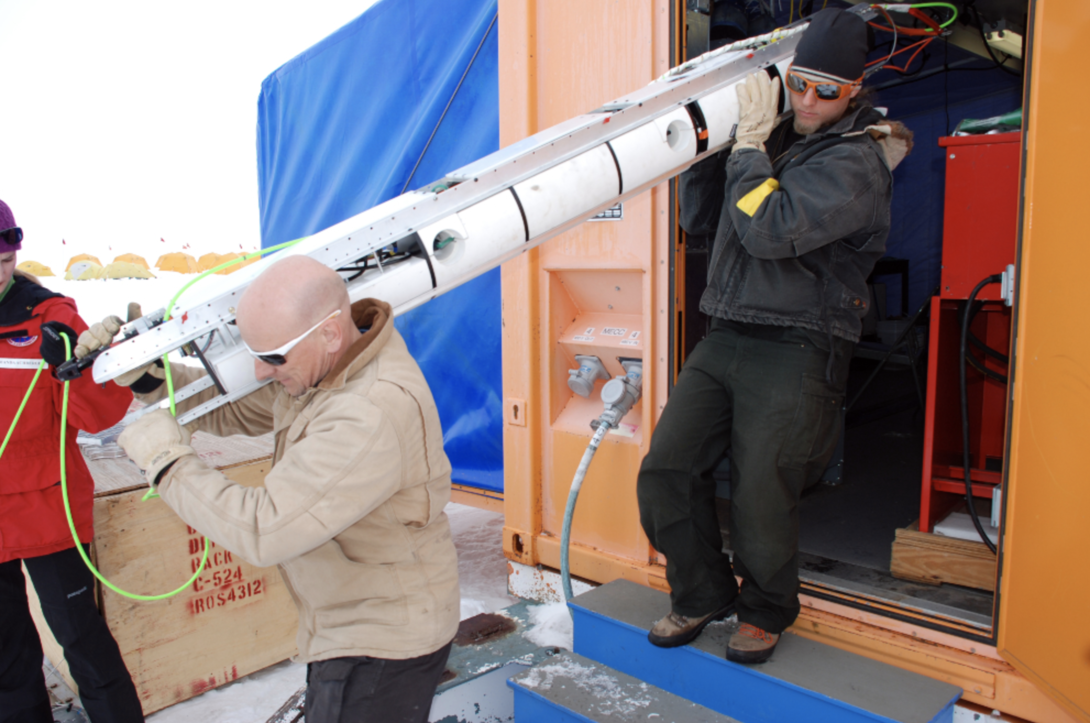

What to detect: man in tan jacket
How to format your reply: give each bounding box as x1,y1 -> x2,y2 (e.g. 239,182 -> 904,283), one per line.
112,256 -> 460,723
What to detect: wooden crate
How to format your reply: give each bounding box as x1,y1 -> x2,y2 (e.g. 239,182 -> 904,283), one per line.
29,456 -> 299,715
890,521 -> 997,591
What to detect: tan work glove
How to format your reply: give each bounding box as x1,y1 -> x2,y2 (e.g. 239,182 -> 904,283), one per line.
73,315 -> 123,358
117,408 -> 195,486
82,303 -> 165,388
734,72 -> 781,153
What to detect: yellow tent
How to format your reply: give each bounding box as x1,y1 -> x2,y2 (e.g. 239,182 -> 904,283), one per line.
65,261 -> 106,281
102,261 -> 155,279
155,252 -> 199,274
112,253 -> 150,269
16,260 -> 55,277
224,252 -> 260,274
65,253 -> 102,271
214,252 -> 240,274
211,252 -> 258,275
197,252 -> 223,272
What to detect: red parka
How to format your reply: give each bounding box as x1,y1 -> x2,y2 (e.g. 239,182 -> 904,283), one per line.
0,272 -> 132,563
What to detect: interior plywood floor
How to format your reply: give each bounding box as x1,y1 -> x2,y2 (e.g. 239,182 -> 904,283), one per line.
714,356 -> 995,623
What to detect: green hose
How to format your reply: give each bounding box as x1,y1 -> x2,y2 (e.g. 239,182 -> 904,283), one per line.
0,348 -> 209,600
908,2 -> 959,30
0,237 -> 308,599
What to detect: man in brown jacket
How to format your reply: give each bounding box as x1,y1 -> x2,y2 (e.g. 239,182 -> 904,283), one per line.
113,256 -> 460,723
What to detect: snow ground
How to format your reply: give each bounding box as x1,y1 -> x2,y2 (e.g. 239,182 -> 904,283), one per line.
142,502 -> 517,723
35,272 -> 241,327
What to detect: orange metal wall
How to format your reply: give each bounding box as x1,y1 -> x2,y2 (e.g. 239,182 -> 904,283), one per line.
499,0 -> 675,586
998,1 -> 1090,720
497,1 -> 1083,718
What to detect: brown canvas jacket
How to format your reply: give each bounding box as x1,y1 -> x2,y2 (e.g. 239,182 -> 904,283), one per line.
144,299 -> 459,662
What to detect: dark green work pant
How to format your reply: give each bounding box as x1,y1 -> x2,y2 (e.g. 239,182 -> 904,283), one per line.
637,319 -> 853,634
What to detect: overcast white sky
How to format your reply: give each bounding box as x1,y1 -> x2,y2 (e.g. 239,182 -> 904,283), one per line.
0,1 -> 377,272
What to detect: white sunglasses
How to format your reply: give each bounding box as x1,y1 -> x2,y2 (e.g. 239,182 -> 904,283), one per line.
242,309 -> 341,365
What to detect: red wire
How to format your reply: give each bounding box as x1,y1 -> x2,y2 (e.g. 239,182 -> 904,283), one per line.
865,4 -> 942,73
867,37 -> 929,67
867,4 -> 943,37
883,37 -> 935,73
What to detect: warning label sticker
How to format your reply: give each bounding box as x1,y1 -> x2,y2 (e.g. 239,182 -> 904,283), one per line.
608,423 -> 639,438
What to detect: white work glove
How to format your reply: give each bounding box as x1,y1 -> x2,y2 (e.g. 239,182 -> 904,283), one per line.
734,72 -> 781,153
117,408 -> 195,486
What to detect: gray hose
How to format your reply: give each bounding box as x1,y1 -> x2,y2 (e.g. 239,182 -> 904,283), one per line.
560,421 -> 611,601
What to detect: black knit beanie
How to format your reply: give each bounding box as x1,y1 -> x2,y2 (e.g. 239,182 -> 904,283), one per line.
793,8 -> 868,82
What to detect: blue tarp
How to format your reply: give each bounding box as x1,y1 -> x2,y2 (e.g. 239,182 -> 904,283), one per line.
255,0 -> 503,491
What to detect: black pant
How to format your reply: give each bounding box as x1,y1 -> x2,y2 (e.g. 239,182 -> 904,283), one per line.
637,320 -> 852,634
305,641 -> 452,723
0,546 -> 144,723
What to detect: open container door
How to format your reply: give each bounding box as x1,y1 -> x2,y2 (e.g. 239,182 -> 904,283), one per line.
998,1 -> 1090,720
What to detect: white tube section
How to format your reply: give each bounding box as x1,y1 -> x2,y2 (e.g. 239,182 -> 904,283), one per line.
417,191 -> 527,288
346,255 -> 435,308
697,80 -> 745,152
698,59 -> 795,152
609,107 -> 697,191
774,58 -> 794,114
513,145 -> 619,238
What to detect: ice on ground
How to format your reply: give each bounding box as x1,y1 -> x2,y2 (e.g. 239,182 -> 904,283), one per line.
523,601 -> 574,651
146,659 -> 304,723
446,502 -> 518,620
145,502 -> 514,721
518,657 -> 652,718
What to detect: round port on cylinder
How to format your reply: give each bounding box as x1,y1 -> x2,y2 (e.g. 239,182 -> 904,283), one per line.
433,230 -> 462,262
666,119 -> 692,153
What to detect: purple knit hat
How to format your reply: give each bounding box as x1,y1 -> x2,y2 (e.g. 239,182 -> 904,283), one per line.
0,199 -> 22,252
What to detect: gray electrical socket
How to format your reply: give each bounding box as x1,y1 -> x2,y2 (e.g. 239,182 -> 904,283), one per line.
568,355 -> 610,398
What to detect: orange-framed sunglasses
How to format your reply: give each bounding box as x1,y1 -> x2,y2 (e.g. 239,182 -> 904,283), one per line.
784,70 -> 861,101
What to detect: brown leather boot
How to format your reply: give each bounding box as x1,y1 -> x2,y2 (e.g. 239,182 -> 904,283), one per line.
726,622 -> 780,664
647,601 -> 735,648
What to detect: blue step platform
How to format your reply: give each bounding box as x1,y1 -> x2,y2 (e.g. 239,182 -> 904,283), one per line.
509,650 -> 741,723
567,579 -> 961,723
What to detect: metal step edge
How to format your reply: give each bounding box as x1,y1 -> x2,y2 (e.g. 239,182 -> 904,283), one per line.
569,579 -> 961,723
508,650 -> 741,723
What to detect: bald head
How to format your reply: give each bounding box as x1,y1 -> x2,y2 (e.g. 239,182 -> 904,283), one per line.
238,256 -> 347,335
236,256 -> 361,395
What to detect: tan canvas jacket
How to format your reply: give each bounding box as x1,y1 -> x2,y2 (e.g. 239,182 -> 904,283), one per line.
145,299 -> 459,662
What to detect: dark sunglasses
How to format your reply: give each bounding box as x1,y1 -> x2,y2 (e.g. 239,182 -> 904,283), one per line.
242,310 -> 341,366
785,71 -> 860,101
0,227 -> 23,246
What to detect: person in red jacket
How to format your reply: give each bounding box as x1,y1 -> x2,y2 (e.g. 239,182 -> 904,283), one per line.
0,199 -> 143,723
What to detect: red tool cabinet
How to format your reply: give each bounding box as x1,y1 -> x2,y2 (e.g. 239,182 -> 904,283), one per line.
919,132 -> 1020,532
